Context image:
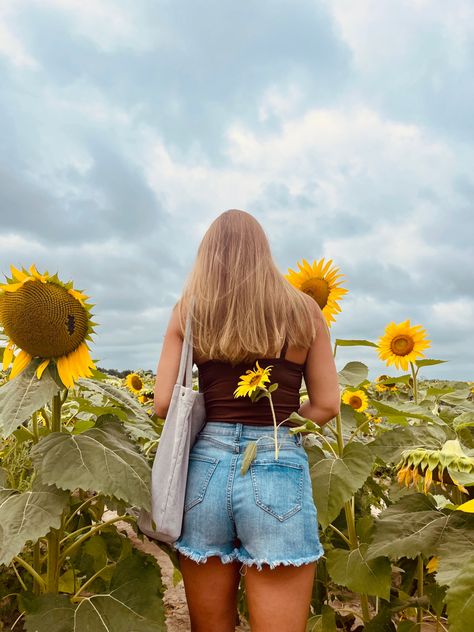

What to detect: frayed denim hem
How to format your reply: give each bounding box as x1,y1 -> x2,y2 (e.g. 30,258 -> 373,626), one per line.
173,542 -> 240,565
235,549 -> 325,572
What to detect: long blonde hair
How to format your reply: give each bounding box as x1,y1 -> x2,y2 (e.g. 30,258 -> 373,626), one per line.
176,209 -> 318,366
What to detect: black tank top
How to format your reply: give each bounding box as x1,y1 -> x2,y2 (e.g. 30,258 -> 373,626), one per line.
195,338 -> 305,426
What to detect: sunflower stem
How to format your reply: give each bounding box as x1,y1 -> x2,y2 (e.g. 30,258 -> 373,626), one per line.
336,410 -> 371,622
266,391 -> 280,460
13,555 -> 46,592
417,554 -> 424,626
410,362 -> 418,405
51,393 -> 62,433
31,411 -> 40,444
39,407 -> 51,429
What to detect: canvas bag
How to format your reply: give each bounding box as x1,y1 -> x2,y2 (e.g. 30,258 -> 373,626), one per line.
137,296 -> 206,543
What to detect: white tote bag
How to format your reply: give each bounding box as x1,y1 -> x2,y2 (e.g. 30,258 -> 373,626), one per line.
137,297 -> 206,543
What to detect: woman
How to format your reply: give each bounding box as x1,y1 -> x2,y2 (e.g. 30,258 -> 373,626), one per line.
154,210 -> 340,632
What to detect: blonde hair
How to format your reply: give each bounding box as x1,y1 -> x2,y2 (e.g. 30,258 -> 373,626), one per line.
176,209 -> 318,366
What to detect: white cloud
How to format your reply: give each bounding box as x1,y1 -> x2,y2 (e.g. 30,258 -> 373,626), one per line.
432,298 -> 474,330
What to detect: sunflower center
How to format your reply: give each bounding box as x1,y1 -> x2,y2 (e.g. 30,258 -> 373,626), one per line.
0,280 -> 89,358
350,396 -> 362,409
131,375 -> 143,390
249,374 -> 262,387
300,278 -> 330,310
390,335 -> 415,356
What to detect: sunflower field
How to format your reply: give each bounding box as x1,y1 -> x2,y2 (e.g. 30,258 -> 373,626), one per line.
0,262 -> 473,631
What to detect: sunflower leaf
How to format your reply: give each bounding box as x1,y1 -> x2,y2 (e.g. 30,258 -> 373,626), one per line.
366,494 -> 474,562
241,441 -> 258,476
415,359 -> 448,367
0,359 -> 61,439
24,548 -> 166,632
326,544 -> 392,600
335,339 -> 378,348
369,425 -> 447,464
445,555 -> 474,632
337,362 -> 369,387
0,484 -> 69,566
310,442 -> 375,529
76,378 -> 157,441
30,417 -> 152,511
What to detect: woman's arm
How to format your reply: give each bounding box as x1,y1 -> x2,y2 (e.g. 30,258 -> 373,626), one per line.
153,303 -> 183,418
298,299 -> 341,427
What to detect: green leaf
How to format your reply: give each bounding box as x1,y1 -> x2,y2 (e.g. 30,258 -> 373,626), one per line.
415,359 -> 447,367
368,425 -> 446,464
335,339 -> 378,348
366,494 -> 474,562
310,442 -> 375,529
241,441 -> 258,476
440,388 -> 472,405
30,418 -> 151,510
305,604 -> 337,632
0,360 -> 61,439
370,399 -> 443,424
425,583 -> 447,617
326,544 -> 392,599
24,548 -> 166,631
436,528 -> 474,587
0,484 -> 69,565
268,382 -> 279,393
363,606 -> 396,631
337,361 -> 369,387
445,555 -> 474,632
76,379 -> 157,442
453,411 -> 474,432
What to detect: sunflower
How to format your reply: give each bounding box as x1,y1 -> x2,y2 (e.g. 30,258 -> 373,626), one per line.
341,389 -> 369,412
375,375 -> 398,392
0,264 -> 97,388
125,372 -> 143,394
364,411 -> 382,424
234,361 -> 273,398
377,319 -> 431,372
284,257 -> 348,326
396,440 -> 474,494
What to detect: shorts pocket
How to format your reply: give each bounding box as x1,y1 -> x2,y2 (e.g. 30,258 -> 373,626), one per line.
184,454 -> 219,512
250,459 -> 304,522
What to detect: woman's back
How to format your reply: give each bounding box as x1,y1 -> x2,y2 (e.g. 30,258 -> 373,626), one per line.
194,336 -> 307,426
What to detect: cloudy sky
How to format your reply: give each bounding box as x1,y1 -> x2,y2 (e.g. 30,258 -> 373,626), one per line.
0,0 -> 473,381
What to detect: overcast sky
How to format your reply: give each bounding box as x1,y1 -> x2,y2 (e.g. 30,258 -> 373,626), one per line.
0,0 -> 473,382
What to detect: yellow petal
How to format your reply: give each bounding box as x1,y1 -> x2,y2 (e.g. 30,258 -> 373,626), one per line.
456,499 -> 474,513
36,358 -> 50,379
1,282 -> 26,292
9,349 -> 32,380
10,264 -> 30,283
2,341 -> 15,371
56,355 -> 73,389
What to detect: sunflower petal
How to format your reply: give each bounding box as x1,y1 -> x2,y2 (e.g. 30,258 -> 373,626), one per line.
56,355 -> 72,389
2,341 -> 14,371
9,349 -> 32,380
36,358 -> 50,379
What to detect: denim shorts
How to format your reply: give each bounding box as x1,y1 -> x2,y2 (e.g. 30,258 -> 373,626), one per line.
172,421 -> 324,572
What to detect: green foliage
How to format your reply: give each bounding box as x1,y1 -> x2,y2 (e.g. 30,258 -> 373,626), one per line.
0,360 -> 61,439
0,483 -> 69,565
337,361 -> 369,387
30,417 -> 152,511
310,442 -> 375,529
23,549 -> 166,631
445,556 -> 474,632
326,544 -> 392,599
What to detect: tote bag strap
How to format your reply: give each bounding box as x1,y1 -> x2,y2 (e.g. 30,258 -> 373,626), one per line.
176,296 -> 195,388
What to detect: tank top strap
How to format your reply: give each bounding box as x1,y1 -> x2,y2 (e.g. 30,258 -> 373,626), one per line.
279,336 -> 288,360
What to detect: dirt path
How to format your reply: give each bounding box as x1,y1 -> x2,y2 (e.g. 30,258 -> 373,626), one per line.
103,510 -> 250,631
